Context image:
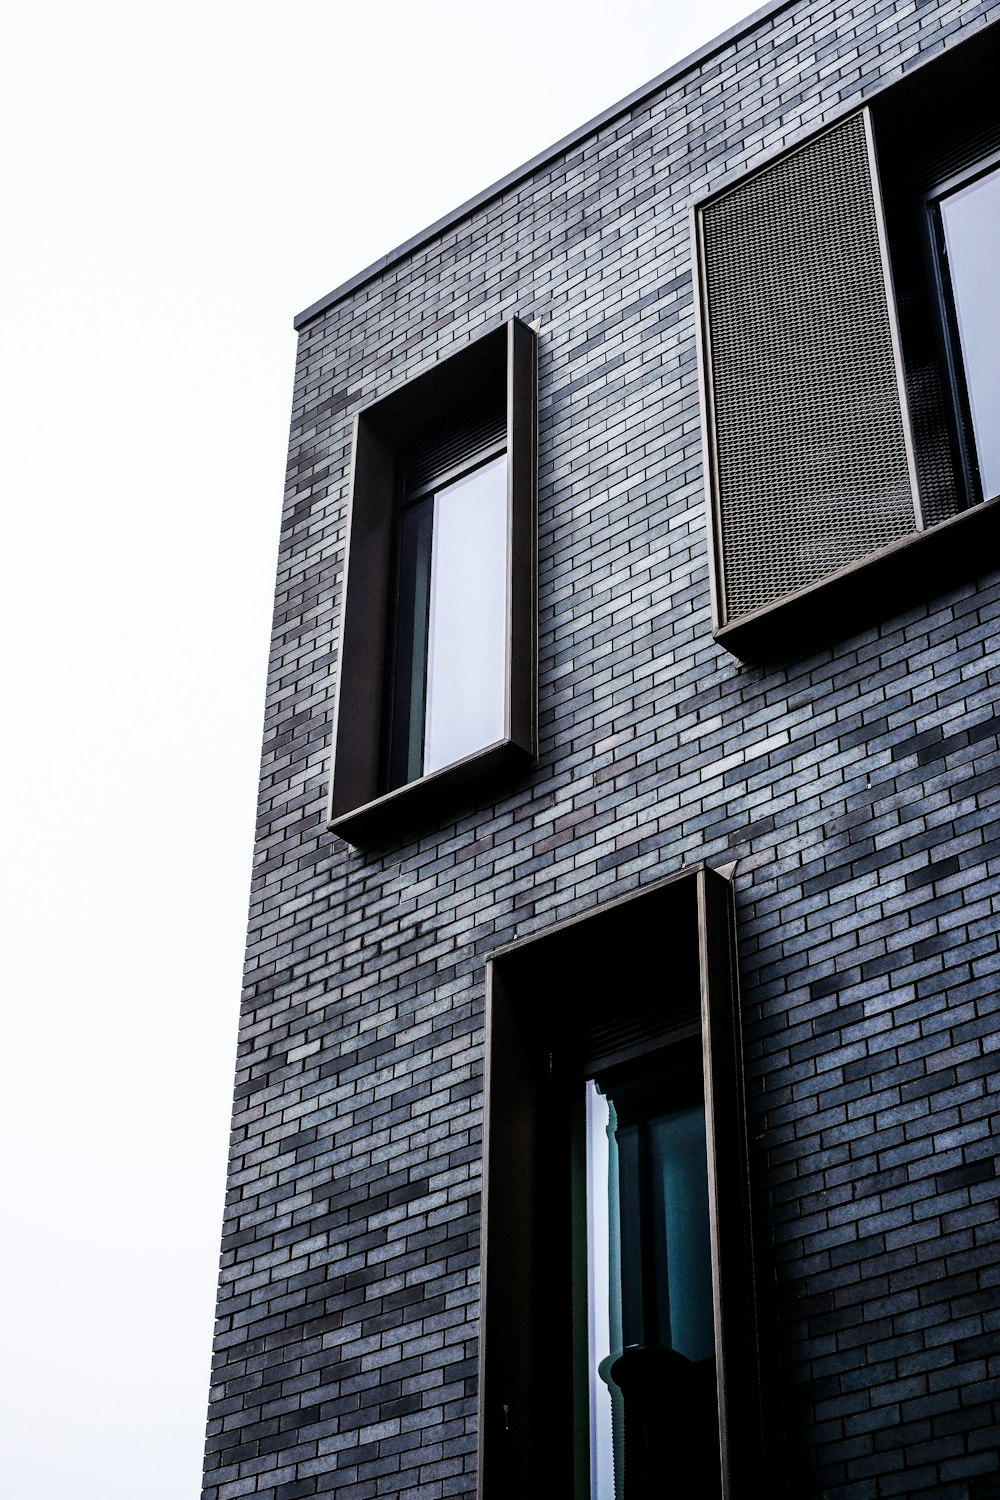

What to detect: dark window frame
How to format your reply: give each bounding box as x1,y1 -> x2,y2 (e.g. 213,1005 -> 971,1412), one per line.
326,318 -> 537,847
478,865 -> 761,1500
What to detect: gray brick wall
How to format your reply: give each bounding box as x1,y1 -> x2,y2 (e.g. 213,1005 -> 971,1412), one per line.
203,1 -> 1000,1495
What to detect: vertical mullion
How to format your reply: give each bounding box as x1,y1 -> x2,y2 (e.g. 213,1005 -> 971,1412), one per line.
386,495 -> 433,790
408,499 -> 434,781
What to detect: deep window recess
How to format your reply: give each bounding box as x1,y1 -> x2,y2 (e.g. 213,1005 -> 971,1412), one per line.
695,21 -> 1000,661
480,866 -> 760,1500
327,318 -> 537,847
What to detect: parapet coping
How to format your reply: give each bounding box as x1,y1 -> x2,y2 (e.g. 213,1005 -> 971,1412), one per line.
293,0 -> 796,330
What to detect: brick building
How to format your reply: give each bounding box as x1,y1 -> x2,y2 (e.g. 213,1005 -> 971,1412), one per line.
202,1 -> 1000,1495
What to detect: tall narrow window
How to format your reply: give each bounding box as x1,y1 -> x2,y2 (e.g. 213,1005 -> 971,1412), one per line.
387,450 -> 509,790
585,1065 -> 719,1500
326,318 -> 536,847
935,160 -> 1000,504
480,867 -> 761,1500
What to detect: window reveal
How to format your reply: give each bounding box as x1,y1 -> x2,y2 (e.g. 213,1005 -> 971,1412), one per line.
695,26 -> 1000,660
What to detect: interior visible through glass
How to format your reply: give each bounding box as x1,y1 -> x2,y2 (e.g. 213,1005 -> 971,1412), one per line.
585,1076 -> 714,1500
939,165 -> 1000,501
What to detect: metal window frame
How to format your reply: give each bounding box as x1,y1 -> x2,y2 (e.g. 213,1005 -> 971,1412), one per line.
478,865 -> 761,1500
326,318 -> 537,847
691,65 -> 1000,664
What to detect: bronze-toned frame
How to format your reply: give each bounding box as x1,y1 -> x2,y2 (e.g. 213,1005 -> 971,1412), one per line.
327,318 -> 537,846
478,865 -> 762,1499
692,20 -> 1000,665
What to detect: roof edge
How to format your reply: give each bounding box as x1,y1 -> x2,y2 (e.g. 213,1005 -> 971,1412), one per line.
293,0 -> 797,331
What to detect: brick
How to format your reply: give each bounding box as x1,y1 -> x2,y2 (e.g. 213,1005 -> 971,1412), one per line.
202,3 -> 1000,1498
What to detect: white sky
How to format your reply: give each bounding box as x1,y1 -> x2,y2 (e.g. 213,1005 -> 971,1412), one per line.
1,3 -> 754,1494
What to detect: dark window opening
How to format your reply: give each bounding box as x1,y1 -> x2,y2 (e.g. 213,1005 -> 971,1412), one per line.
385,440 -> 508,791
479,867 -> 759,1500
873,25 -> 1000,528
583,1052 -> 720,1500
326,318 -> 536,846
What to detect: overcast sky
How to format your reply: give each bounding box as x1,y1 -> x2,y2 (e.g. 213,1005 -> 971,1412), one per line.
1,2 -> 755,1493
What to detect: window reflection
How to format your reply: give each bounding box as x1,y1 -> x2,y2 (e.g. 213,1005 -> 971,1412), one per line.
387,453 -> 508,788
585,1075 -> 718,1500
586,1082 -> 620,1500
425,456 -> 508,773
939,165 -> 1000,501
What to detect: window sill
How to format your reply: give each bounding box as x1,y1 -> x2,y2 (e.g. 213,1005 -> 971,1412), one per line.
328,737 -> 533,849
714,494 -> 1000,664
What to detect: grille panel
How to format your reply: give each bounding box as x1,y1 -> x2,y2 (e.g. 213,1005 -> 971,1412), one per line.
701,112 -> 917,622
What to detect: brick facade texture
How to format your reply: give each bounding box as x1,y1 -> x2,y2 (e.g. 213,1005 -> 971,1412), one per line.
202,1 -> 1000,1495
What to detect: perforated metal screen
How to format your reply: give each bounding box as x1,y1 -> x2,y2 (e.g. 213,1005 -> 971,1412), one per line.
700,112 -> 918,624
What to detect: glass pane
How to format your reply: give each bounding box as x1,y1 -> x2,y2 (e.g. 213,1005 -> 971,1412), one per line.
940,167 -> 1000,500
585,1078 -> 715,1500
648,1106 -> 714,1362
423,455 -> 508,774
586,1082 -> 622,1500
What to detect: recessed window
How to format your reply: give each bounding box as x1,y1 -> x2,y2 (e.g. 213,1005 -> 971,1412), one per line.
934,160 -> 1000,504
327,319 -> 536,847
479,867 -> 760,1499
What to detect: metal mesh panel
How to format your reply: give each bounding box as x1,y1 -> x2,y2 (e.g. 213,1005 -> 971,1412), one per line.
701,112 -> 918,622
873,58 -> 1000,529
